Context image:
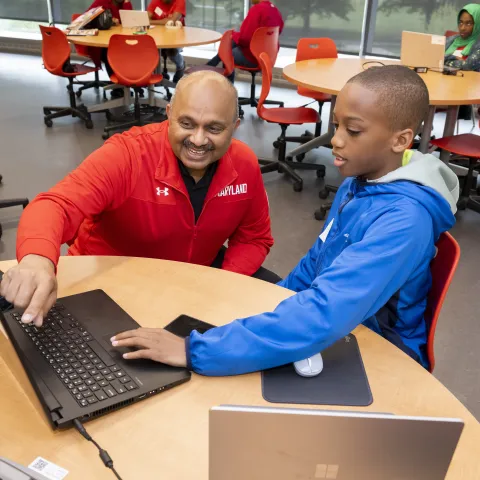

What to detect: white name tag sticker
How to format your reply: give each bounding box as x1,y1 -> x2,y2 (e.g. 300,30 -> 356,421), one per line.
431,35 -> 445,45
28,457 -> 69,480
155,6 -> 164,16
319,218 -> 334,243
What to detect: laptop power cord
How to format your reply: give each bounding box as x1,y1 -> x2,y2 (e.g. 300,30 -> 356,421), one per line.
73,419 -> 123,479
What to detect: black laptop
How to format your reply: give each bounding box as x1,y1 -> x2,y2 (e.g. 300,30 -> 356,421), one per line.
0,289 -> 191,429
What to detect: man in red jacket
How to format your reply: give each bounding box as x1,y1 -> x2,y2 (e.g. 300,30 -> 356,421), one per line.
0,72 -> 276,327
207,0 -> 284,82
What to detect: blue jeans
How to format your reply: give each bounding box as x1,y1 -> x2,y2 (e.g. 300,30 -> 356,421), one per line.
207,40 -> 257,83
160,48 -> 185,72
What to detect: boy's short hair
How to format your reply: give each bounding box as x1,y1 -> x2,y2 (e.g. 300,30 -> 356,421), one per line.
347,65 -> 429,133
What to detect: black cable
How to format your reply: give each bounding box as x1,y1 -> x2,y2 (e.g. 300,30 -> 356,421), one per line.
362,61 -> 386,70
73,419 -> 123,480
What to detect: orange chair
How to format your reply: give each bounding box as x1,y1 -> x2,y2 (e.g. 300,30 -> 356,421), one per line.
257,52 -> 322,192
185,30 -> 234,77
430,134 -> 480,213
70,13 -> 108,98
40,25 -> 96,128
295,38 -> 337,139
425,232 -> 460,372
237,26 -> 284,118
102,34 -> 163,139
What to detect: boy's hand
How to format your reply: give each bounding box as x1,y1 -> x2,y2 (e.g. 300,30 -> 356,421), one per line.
111,328 -> 188,367
0,255 -> 57,327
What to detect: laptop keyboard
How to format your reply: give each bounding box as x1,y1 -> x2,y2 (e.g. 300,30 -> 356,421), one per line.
11,303 -> 139,408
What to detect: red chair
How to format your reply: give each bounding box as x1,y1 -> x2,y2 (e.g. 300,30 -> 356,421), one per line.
430,134 -> 480,213
70,13 -> 108,98
237,26 -> 284,118
425,232 -> 460,372
185,30 -> 234,77
102,34 -> 163,139
257,52 -> 321,192
445,30 -> 459,37
295,38 -> 337,140
40,25 -> 96,128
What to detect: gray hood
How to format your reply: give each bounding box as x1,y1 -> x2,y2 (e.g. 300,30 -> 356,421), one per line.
370,150 -> 460,214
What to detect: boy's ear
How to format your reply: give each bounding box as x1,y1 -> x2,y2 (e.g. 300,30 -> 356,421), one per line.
392,128 -> 414,154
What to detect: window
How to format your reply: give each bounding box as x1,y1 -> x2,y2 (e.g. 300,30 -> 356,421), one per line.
0,1 -> 49,22
51,0 -> 143,25
278,0 -> 366,54
186,0 -> 244,33
368,0 -> 463,57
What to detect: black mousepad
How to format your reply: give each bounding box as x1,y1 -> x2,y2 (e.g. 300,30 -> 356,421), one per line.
262,334 -> 373,406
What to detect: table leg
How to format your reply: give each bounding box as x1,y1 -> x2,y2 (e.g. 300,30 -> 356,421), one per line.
440,105 -> 460,162
419,106 -> 436,153
285,96 -> 337,160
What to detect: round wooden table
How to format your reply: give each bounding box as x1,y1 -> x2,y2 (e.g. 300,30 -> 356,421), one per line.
283,57 -> 480,158
67,25 -> 222,49
0,256 -> 479,479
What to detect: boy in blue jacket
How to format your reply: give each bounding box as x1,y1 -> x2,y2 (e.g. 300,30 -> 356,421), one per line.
111,65 -> 459,374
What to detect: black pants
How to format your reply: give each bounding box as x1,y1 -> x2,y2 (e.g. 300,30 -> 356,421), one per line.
100,48 -> 113,77
211,246 -> 282,284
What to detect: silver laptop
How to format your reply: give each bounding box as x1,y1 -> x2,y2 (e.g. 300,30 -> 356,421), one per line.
119,10 -> 150,28
209,405 -> 463,480
400,31 -> 446,70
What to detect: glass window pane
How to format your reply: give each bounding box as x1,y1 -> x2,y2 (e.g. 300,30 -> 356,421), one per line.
369,0 -> 465,57
0,0 -> 49,22
186,0 -> 244,33
278,0 -> 366,53
52,0 -> 143,25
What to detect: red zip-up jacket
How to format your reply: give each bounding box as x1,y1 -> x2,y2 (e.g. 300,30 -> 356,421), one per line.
16,123 -> 274,275
232,0 -> 284,64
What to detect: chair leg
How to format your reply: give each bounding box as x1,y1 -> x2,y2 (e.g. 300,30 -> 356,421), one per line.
0,198 -> 29,209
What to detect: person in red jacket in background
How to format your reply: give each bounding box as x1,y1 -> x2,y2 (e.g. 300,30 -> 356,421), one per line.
86,0 -> 133,97
147,0 -> 187,83
0,72 -> 277,327
207,0 -> 284,82
88,0 -> 132,24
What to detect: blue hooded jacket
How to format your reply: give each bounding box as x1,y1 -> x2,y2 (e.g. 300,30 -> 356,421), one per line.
186,152 -> 459,375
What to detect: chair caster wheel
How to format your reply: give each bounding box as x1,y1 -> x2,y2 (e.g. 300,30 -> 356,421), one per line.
85,119 -> 93,129
44,118 -> 53,127
316,169 -> 326,178
314,209 -> 326,220
296,153 -> 305,162
102,132 -> 110,140
76,90 -> 82,98
293,182 -> 303,192
273,141 -> 280,149
318,188 -> 329,199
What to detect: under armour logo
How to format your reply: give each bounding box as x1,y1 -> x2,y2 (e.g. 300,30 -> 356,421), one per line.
156,187 -> 169,196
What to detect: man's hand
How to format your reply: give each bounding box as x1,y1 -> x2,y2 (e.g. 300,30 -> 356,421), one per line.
111,328 -> 188,368
112,18 -> 120,26
0,254 -> 57,327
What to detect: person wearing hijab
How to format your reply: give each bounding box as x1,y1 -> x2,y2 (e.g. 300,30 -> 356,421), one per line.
445,3 -> 480,72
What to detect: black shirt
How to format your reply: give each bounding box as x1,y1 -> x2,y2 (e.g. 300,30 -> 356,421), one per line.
178,160 -> 218,222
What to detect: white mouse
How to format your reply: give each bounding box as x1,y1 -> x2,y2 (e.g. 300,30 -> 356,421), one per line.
294,353 -> 324,377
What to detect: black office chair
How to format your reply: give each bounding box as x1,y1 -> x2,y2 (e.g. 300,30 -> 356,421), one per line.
0,174 -> 29,240
314,184 -> 337,220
